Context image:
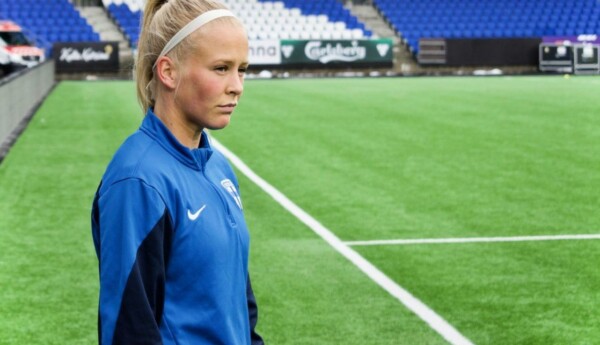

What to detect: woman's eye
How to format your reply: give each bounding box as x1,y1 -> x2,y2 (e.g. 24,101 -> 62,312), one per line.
215,66 -> 227,72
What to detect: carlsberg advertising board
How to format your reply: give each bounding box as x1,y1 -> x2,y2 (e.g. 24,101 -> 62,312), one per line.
248,39 -> 394,67
280,39 -> 393,67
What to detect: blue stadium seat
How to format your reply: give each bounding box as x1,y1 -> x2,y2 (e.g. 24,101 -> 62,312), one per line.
105,3 -> 140,46
374,0 -> 600,54
103,0 -> 373,47
0,0 -> 100,45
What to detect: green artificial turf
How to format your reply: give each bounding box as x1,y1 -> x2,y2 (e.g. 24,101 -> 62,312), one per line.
0,81 -> 140,344
0,81 -> 445,344
215,76 -> 600,240
356,239 -> 600,344
211,75 -> 600,344
1,76 -> 599,344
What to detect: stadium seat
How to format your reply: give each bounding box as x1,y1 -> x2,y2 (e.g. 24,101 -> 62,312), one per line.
0,0 -> 101,51
103,0 -> 373,48
373,0 -> 600,54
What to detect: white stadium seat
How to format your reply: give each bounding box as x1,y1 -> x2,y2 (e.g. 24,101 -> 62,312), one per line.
352,29 -> 365,39
334,22 -> 346,30
310,32 -> 321,39
225,0 -> 370,42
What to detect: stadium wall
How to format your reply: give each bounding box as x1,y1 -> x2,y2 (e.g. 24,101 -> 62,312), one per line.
0,61 -> 55,161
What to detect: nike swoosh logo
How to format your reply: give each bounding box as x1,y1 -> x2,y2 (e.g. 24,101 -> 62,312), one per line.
187,205 -> 207,221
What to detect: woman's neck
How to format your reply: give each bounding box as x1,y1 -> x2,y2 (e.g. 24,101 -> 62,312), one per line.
153,102 -> 203,149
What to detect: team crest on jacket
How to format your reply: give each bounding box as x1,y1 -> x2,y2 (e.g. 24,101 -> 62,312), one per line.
221,179 -> 243,210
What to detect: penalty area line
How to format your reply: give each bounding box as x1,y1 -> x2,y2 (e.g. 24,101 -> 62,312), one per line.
210,137 -> 475,345
345,234 -> 600,247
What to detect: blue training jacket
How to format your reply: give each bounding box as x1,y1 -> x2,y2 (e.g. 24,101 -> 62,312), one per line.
91,109 -> 263,345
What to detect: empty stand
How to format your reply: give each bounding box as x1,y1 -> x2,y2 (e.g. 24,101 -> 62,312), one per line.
0,0 -> 100,54
106,2 -> 141,46
374,0 -> 600,54
104,0 -> 373,48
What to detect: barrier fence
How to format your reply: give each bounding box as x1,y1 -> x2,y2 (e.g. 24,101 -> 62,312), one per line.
0,61 -> 55,161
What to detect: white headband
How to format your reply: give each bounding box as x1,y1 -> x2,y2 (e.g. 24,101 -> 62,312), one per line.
153,9 -> 236,69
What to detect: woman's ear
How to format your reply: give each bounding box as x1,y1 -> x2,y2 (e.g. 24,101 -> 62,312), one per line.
155,56 -> 178,90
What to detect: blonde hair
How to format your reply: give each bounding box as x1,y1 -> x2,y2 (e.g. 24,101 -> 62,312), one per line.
135,0 -> 230,112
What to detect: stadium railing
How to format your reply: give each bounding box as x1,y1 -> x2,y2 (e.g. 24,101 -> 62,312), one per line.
0,60 -> 55,162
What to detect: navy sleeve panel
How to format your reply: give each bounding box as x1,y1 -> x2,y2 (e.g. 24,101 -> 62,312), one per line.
247,275 -> 264,345
91,182 -> 102,261
112,209 -> 173,345
91,184 -> 102,343
96,178 -> 171,345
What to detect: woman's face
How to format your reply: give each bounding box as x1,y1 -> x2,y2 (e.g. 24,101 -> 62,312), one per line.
174,20 -> 249,131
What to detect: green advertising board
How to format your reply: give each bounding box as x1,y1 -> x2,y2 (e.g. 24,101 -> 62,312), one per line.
279,39 -> 393,67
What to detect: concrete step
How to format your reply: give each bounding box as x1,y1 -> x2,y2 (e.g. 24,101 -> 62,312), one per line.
346,4 -> 398,41
344,3 -> 420,73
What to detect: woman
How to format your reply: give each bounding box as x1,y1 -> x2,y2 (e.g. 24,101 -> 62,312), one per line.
91,0 -> 263,344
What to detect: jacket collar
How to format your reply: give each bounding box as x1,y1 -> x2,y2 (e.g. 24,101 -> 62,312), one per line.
140,108 -> 213,171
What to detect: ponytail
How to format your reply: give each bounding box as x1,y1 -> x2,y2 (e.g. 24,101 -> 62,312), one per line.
135,0 -> 167,112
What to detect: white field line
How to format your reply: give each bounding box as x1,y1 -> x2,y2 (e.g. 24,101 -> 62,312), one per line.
345,234 -> 600,247
211,138 -> 475,345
